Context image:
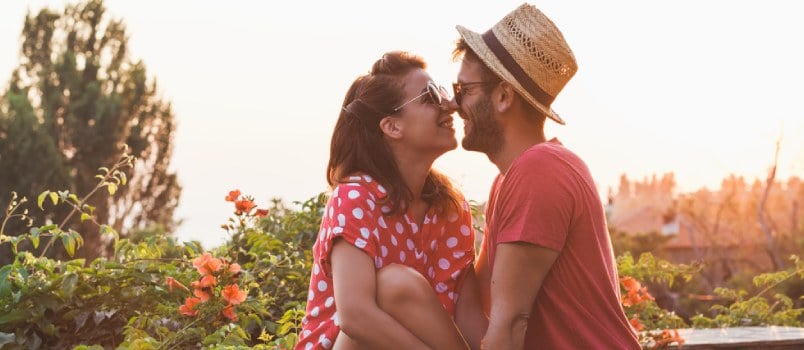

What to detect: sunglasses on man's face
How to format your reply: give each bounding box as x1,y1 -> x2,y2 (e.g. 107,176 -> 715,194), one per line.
452,81 -> 498,106
392,81 -> 450,113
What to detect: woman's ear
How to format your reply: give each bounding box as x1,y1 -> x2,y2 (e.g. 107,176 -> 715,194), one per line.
379,116 -> 403,140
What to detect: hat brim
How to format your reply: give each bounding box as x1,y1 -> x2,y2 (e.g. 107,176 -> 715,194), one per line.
456,25 -> 565,125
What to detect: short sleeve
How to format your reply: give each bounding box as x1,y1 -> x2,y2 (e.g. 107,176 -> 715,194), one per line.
423,199 -> 476,315
494,148 -> 574,252
318,183 -> 381,277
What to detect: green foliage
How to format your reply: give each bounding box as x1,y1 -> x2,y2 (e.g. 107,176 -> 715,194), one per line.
0,0 -> 180,262
690,255 -> 804,328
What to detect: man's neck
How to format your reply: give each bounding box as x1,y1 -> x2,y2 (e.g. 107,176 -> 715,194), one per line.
489,119 -> 546,174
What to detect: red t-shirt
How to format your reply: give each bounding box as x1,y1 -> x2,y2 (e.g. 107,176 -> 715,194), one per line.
480,139 -> 640,349
296,174 -> 476,350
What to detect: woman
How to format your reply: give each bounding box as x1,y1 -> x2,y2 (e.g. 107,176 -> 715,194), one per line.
296,51 -> 486,350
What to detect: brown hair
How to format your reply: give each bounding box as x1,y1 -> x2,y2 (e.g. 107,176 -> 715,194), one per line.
327,51 -> 461,214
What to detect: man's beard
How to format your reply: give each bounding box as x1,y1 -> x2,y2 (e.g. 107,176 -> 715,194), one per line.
461,96 -> 504,157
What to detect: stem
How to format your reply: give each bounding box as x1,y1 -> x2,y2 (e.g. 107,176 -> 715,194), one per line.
754,266 -> 804,299
38,155 -> 131,258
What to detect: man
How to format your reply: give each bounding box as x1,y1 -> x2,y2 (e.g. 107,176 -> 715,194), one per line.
450,4 -> 641,349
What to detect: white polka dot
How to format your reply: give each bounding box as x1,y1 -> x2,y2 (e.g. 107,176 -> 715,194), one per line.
428,267 -> 435,278
406,239 -> 415,251
308,290 -> 315,300
449,292 -> 455,300
451,269 -> 462,280
411,223 -> 419,233
325,296 -> 334,308
338,214 -> 346,227
430,240 -> 437,250
332,227 -> 344,234
377,185 -> 387,193
424,216 -> 431,224
332,312 -> 340,326
373,228 -> 379,239
322,338 -> 332,349
432,215 -> 438,224
378,217 -> 387,228
352,208 -> 364,219
436,282 -> 448,293
460,225 -> 470,236
367,199 -> 375,210
448,212 -> 459,222
400,251 -> 406,262
439,258 -> 450,270
453,251 -> 466,259
302,316 -> 308,324
375,257 -> 383,268
381,246 -> 388,257
311,306 -> 320,317
303,330 -> 312,337
305,342 -> 313,350
391,235 -> 398,246
355,238 -> 367,248
395,222 -> 404,234
446,237 -> 458,248
337,198 -> 342,207
349,176 -> 362,181
318,280 -> 328,292
363,175 -> 373,182
328,206 -> 334,219
381,205 -> 391,214
314,264 -> 320,275
360,227 -> 370,239
348,190 -> 360,199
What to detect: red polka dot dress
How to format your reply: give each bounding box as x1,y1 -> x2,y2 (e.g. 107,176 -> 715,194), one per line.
295,174 -> 476,350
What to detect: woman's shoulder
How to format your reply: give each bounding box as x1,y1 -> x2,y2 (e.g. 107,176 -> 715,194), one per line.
331,173 -> 388,206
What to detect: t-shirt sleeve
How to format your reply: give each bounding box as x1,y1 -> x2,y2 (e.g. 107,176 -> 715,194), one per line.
494,149 -> 574,252
319,183 -> 381,277
424,199 -> 476,315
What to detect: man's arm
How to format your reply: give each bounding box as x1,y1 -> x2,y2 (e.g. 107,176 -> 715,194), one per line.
482,242 -> 559,350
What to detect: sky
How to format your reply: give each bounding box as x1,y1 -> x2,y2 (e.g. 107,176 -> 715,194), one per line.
2,1 -> 802,249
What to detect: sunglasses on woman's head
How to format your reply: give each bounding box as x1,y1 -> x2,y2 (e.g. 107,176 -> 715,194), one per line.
392,81 -> 450,113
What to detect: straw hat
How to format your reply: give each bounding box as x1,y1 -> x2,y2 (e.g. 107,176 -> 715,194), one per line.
456,3 -> 577,125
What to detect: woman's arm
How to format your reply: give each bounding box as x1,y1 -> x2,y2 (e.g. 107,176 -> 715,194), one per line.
331,239 -> 429,350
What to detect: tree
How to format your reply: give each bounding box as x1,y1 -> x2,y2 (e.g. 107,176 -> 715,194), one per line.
0,0 -> 180,261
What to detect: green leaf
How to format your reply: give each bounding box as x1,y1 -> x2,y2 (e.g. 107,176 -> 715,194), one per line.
107,183 -> 117,195
30,227 -> 40,249
49,191 -> 59,206
81,213 -> 91,223
120,171 -> 127,186
69,194 -> 80,204
0,265 -> 13,296
37,191 -> 49,209
62,273 -> 78,299
62,234 -> 76,257
0,310 -> 27,326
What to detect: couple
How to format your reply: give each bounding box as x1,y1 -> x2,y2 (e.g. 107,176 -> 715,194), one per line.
298,4 -> 640,350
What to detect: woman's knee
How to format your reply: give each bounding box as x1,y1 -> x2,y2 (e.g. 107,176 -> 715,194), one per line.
376,264 -> 433,308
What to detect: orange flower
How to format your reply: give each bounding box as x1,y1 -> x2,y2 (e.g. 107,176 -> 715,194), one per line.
620,276 -> 641,292
641,287 -> 655,301
192,274 -> 217,289
229,263 -> 242,274
222,304 -> 238,321
234,199 -> 255,215
622,289 -> 642,307
255,208 -> 269,218
193,252 -> 223,275
629,317 -> 644,331
166,277 -> 189,292
179,297 -> 201,317
225,190 -> 241,202
194,288 -> 210,302
221,284 -> 247,305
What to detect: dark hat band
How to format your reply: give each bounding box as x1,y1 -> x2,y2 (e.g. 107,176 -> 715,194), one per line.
481,29 -> 555,109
